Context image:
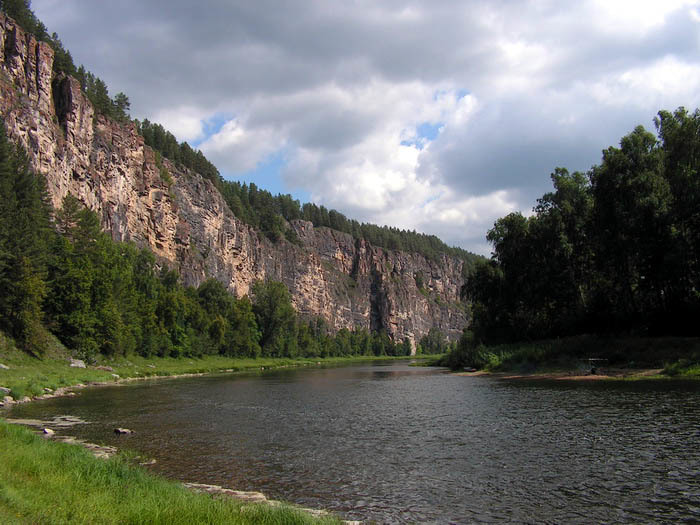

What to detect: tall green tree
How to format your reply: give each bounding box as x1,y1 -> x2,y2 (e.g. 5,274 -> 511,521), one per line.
0,119 -> 52,353
251,280 -> 296,357
589,125 -> 671,330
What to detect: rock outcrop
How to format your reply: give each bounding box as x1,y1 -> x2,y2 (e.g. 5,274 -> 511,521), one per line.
0,13 -> 468,351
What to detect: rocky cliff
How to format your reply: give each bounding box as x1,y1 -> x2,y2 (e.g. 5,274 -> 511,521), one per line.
0,13 -> 468,351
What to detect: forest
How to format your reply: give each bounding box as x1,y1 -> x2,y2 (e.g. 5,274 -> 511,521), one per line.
443,107 -> 700,368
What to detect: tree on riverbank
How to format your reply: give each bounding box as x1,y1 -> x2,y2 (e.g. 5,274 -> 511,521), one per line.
462,107 -> 700,354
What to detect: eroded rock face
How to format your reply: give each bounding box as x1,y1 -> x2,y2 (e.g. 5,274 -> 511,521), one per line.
0,13 -> 468,351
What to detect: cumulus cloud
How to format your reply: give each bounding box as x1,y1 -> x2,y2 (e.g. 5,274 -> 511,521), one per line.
199,118 -> 286,174
31,0 -> 700,253
150,106 -> 207,143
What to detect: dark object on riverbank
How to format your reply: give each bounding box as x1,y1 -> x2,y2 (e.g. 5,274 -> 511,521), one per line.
587,358 -> 608,375
114,428 -> 134,435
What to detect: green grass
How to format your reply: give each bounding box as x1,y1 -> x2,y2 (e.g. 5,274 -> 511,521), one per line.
0,420 -> 341,524
662,358 -> 700,377
0,331 -> 413,401
409,353 -> 447,366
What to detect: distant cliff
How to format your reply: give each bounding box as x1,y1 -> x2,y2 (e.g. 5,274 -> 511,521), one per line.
0,13 -> 468,351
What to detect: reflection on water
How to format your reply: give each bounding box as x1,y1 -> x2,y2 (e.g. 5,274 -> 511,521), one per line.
8,363 -> 700,523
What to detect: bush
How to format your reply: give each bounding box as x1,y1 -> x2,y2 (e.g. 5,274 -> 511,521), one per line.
443,330 -> 491,370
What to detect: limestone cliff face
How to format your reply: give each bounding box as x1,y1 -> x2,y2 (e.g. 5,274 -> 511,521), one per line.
0,13 -> 468,350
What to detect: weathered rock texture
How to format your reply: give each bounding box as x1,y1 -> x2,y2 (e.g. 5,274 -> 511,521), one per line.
0,13 -> 468,350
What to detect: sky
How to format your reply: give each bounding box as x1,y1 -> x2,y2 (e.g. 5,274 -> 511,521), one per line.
31,0 -> 700,255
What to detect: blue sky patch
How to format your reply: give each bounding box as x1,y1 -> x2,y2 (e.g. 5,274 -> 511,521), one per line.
191,112 -> 233,148
223,148 -> 311,203
417,121 -> 442,141
401,121 -> 443,150
456,88 -> 470,100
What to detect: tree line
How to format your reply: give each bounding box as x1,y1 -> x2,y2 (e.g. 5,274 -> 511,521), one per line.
219,179 -> 482,275
461,107 -> 700,348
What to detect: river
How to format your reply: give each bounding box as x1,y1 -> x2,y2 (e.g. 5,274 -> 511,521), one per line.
7,362 -> 700,523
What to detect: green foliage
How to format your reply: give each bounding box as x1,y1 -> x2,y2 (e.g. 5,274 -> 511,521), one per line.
154,151 -> 174,186
219,181 -> 300,243
418,327 -> 449,355
0,119 -> 52,354
75,69 -> 131,123
414,271 -> 424,290
138,119 -> 220,183
462,107 -> 700,355
442,329 -> 485,370
1,0 -> 49,44
663,357 -> 700,377
251,280 -> 297,357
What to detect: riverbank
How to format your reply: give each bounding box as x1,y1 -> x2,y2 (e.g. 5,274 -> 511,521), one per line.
437,335 -> 700,380
0,337 -> 422,405
0,419 -> 344,524
457,367 -> 668,380
0,345 -> 404,524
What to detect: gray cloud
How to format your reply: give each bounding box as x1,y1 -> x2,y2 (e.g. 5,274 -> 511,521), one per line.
31,0 -> 700,254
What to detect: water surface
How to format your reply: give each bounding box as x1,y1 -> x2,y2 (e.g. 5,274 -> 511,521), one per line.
8,363 -> 700,523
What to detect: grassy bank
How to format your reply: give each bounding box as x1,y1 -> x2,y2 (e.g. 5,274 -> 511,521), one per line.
438,335 -> 700,379
0,420 -> 341,524
0,333 -> 417,401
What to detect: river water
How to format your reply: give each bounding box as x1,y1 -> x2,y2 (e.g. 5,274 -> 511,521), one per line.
7,362 -> 700,523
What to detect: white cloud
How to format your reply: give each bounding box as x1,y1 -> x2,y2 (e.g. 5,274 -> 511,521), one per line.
199,118 -> 286,173
590,0 -> 700,33
150,106 -> 206,143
